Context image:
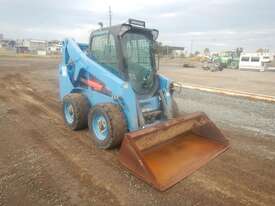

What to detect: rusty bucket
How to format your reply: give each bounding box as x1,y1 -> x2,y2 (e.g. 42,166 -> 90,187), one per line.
118,112 -> 229,191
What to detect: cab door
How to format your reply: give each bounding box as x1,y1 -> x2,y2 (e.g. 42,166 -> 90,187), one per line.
90,31 -> 123,78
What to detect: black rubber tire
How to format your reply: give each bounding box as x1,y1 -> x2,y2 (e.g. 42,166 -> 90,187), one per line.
88,104 -> 127,149
62,93 -> 90,130
172,98 -> 180,117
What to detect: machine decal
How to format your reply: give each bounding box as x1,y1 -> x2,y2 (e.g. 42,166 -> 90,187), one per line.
79,70 -> 112,97
84,79 -> 104,91
61,65 -> 67,76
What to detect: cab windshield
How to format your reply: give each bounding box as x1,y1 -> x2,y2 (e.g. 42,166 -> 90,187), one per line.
121,32 -> 155,94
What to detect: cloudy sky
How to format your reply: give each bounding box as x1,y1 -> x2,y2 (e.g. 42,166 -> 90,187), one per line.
1,0 -> 275,52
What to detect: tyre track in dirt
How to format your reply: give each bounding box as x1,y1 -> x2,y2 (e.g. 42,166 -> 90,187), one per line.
2,73 -> 274,206
0,74 -> 121,206
0,73 -> 167,205
0,74 -> 127,204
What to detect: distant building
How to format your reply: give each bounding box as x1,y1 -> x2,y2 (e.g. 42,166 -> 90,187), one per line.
16,39 -> 30,53
158,45 -> 185,57
37,50 -> 47,56
29,39 -> 47,53
170,46 -> 185,57
172,50 -> 185,57
16,46 -> 29,53
16,39 -> 29,47
0,33 -> 3,40
47,40 -> 62,55
0,39 -> 16,49
16,39 -> 47,54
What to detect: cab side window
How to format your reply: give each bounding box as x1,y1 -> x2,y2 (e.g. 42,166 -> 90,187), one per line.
91,33 -> 118,70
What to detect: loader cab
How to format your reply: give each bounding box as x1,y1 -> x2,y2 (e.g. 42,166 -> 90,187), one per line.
89,19 -> 159,97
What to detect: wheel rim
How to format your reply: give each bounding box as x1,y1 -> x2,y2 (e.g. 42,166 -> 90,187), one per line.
64,103 -> 74,124
92,111 -> 109,141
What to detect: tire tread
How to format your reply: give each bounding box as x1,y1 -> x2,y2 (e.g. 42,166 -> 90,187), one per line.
63,93 -> 89,130
88,104 -> 127,149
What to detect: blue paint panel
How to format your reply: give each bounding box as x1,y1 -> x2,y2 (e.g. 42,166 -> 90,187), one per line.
158,74 -> 171,90
59,64 -> 74,99
59,39 -> 139,131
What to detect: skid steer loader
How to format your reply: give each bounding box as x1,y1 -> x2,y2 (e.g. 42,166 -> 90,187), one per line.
59,19 -> 229,191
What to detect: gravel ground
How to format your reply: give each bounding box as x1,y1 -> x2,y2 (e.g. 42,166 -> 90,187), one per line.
161,66 -> 275,96
0,56 -> 275,206
174,88 -> 275,136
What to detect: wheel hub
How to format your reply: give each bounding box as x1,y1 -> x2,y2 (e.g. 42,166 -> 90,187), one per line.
98,118 -> 107,133
92,113 -> 109,141
65,103 -> 74,124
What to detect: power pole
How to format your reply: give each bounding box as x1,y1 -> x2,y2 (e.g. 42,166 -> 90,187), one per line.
109,6 -> 112,27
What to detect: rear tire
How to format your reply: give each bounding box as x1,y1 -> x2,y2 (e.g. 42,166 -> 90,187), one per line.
62,93 -> 90,130
88,104 -> 127,149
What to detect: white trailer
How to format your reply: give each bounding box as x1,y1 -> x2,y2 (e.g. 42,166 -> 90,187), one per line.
239,53 -> 271,71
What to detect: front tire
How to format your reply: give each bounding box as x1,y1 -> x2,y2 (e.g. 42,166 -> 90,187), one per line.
88,104 -> 127,149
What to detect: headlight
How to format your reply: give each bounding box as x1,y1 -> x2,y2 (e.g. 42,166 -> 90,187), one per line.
151,29 -> 159,41
119,24 -> 132,36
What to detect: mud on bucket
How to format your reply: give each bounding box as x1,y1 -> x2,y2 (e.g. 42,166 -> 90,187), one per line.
118,112 -> 229,191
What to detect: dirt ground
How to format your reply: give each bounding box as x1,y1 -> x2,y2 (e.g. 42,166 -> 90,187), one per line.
0,56 -> 275,206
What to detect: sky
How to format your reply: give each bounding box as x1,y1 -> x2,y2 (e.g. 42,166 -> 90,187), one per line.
1,0 -> 275,52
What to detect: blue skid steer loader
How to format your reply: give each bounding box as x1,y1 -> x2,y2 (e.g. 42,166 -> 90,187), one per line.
59,19 -> 229,191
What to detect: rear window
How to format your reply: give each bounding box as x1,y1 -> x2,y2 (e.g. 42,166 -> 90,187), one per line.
241,57 -> 250,62
251,57 -> 260,62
